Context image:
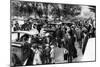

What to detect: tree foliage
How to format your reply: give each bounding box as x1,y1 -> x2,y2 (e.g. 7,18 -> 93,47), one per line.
11,1 -> 81,19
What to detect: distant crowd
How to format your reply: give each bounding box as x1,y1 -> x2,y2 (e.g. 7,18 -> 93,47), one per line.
11,16 -> 96,65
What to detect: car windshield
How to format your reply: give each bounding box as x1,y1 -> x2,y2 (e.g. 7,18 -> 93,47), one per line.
12,33 -> 29,42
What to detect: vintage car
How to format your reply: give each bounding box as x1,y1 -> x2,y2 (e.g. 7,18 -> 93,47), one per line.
11,31 -> 34,66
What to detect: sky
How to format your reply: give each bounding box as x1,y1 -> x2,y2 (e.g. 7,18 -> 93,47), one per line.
79,5 -> 95,19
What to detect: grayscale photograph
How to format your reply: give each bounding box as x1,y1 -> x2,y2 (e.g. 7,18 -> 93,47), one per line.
10,0 -> 96,66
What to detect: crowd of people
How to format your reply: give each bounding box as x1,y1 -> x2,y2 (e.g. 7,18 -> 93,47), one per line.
11,16 -> 95,65
11,1 -> 96,66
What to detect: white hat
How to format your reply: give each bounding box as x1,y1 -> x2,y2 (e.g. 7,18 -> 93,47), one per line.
45,33 -> 50,37
45,44 -> 49,46
50,45 -> 54,48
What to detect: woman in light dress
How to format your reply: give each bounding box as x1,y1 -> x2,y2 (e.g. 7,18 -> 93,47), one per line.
50,45 -> 55,63
31,46 -> 42,65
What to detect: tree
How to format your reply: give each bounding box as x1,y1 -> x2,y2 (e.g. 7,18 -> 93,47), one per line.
48,4 -> 81,20
62,4 -> 81,18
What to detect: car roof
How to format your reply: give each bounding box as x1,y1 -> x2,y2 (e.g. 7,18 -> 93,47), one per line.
12,31 -> 33,35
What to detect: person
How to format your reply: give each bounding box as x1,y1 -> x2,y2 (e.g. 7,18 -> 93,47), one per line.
75,27 -> 83,48
64,31 -> 77,63
53,44 -> 68,63
30,25 -> 39,35
74,34 -> 83,58
44,33 -> 51,44
44,44 -> 51,64
39,26 -> 46,37
23,36 -> 34,65
32,46 -> 42,65
50,45 -> 55,63
54,25 -> 63,46
13,21 -> 20,31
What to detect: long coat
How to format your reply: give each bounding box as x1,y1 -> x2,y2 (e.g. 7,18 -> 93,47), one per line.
63,33 -> 77,58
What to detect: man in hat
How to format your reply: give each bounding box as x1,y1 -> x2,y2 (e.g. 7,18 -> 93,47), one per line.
44,44 -> 51,64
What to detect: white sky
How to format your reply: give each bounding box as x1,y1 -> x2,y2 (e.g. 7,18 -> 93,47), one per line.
79,5 -> 95,19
